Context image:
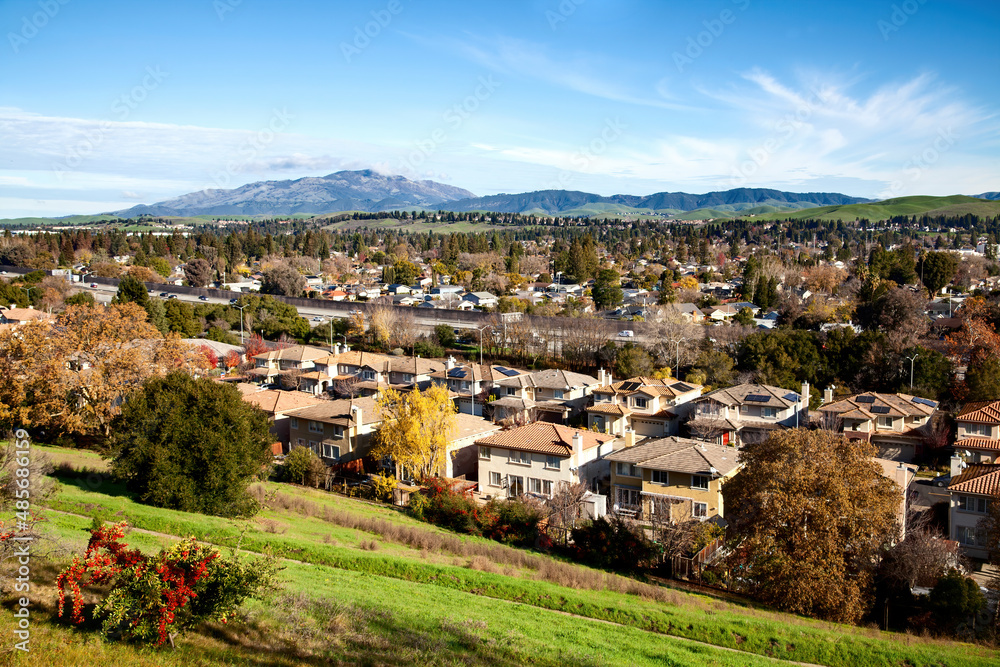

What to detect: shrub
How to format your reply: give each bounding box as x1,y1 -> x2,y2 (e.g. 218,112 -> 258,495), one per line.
571,516 -> 656,572
407,479 -> 541,546
282,447 -> 327,488
482,497 -> 542,546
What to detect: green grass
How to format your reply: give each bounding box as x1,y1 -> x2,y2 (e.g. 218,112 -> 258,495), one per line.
6,444 -> 999,666
753,195 -> 1000,222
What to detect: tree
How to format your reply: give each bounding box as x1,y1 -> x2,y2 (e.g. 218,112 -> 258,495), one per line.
261,263 -> 305,296
928,569 -> 986,634
733,307 -> 755,327
183,258 -> 214,288
592,269 -> 623,310
722,429 -> 900,623
373,386 -> 457,480
282,446 -> 327,487
112,274 -> 150,309
613,343 -> 654,379
64,291 -> 96,307
434,323 -> 456,348
918,251 -> 959,296
107,372 -> 273,517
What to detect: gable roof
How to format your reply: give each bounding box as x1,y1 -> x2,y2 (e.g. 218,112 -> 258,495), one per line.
820,392 -> 938,420
695,383 -> 801,409
493,368 -> 598,390
592,376 -> 701,399
949,464 -> 1000,495
242,389 -> 326,416
284,396 -> 380,426
475,422 -> 614,457
606,436 -> 740,476
253,344 -> 329,363
956,400 -> 1000,424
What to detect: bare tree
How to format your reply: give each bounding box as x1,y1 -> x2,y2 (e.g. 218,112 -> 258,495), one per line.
883,510 -> 962,588
686,407 -> 731,444
561,316 -> 612,370
365,301 -> 397,350
333,374 -> 362,399
545,481 -> 589,530
389,308 -> 416,352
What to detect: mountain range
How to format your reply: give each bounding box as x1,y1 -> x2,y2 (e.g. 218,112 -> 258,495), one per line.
114,170 -> 877,218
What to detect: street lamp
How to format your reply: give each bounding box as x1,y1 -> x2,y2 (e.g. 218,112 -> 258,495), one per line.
476,324 -> 491,366
233,303 -> 247,344
671,337 -> 688,380
20,286 -> 35,304
904,353 -> 919,390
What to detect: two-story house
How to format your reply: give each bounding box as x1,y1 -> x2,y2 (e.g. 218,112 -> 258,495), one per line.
490,368 -> 600,424
687,383 -> 811,446
475,422 -> 617,497
606,436 -> 741,522
250,345 -> 329,386
429,358 -> 527,417
297,346 -> 446,397
954,401 -> 1000,464
462,291 -> 498,309
237,385 -> 327,450
946,459 -> 999,560
817,392 -> 938,462
586,371 -> 703,438
284,396 -> 381,466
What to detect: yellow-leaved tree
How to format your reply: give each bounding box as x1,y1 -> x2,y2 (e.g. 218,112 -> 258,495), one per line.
373,386 -> 457,480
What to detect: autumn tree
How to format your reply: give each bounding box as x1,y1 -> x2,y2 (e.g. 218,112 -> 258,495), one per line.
107,372 -> 273,517
722,429 -> 900,623
373,386 -> 457,480
261,263 -> 305,297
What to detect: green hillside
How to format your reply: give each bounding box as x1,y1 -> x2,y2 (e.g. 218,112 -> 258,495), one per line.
4,444 -> 994,667
754,195 -> 1000,222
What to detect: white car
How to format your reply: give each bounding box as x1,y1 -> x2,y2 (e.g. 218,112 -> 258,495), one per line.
618,330 -> 634,337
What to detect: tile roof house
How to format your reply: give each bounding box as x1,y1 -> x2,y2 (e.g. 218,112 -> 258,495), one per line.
250,345 -> 330,384
238,387 -> 327,449
688,383 -> 811,446
817,392 -> 938,462
491,368 -> 600,425
476,422 -> 618,499
954,401 -> 1000,464
429,357 -> 528,417
295,345 -> 446,397
0,306 -> 55,325
946,460 -> 1000,559
586,370 -> 703,439
444,413 -> 503,481
606,436 -> 741,522
284,396 -> 381,466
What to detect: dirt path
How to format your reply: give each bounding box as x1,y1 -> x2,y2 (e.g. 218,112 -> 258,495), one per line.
43,507 -> 825,667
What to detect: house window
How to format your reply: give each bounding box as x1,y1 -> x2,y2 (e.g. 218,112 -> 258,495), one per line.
541,480 -> 553,496
403,374 -> 413,383
740,405 -> 749,414
692,475 -> 710,490
309,421 -> 323,434
363,370 -> 376,380
489,472 -> 502,487
290,417 -> 299,429
615,487 -> 641,508
461,381 -> 470,391
700,402 -> 720,416
651,470 -> 668,485
296,438 -> 304,447
956,525 -> 987,547
553,389 -> 564,399
633,397 -> 647,409
506,387 -> 516,396
957,495 -> 988,513
616,462 -> 639,477
509,450 -> 530,465
544,455 -> 561,470
308,440 -> 318,453
966,423 -> 990,436
508,475 -> 524,496
479,446 -> 491,460
322,444 -> 340,460
761,407 -> 777,419
693,502 -> 708,518
878,416 -> 893,428
528,478 -> 542,494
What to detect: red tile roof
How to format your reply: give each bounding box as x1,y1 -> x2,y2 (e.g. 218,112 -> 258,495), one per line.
956,401 -> 1000,424
949,464 -> 1000,495
474,422 -> 614,457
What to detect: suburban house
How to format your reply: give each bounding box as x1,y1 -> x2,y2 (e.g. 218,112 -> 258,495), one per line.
586,372 -> 703,438
284,396 -> 381,466
475,422 -> 617,498
946,458 -> 999,560
875,458 -> 918,540
249,345 -> 329,386
658,302 -> 704,323
0,306 -> 55,325
954,401 -> 1000,463
236,385 -> 326,449
817,391 -> 938,462
444,413 -> 503,480
687,383 -> 811,446
490,368 -> 600,424
297,346 -> 447,397
606,436 -> 741,522
428,358 -> 527,416
463,291 -> 499,309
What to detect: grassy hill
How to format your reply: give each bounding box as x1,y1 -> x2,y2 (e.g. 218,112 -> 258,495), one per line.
3,444 -> 998,666
753,195 -> 1000,222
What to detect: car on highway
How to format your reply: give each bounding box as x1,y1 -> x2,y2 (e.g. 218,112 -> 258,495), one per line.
312,316 -> 323,322
89,283 -> 99,288
933,474 -> 952,487
168,294 -> 178,299
618,330 -> 634,337
199,295 -> 209,301
229,298 -> 240,305
159,292 -> 169,297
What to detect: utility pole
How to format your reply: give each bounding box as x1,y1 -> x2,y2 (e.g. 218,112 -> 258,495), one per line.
233,303 -> 247,344
476,325 -> 490,366
904,353 -> 919,389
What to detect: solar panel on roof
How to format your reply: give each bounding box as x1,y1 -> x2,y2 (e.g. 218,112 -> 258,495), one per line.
871,406 -> 891,414
912,397 -> 937,407
671,382 -> 694,392
500,368 -> 520,377
620,381 -> 642,392
856,395 -> 876,403
783,392 -> 799,401
745,394 -> 770,402
448,368 -> 467,378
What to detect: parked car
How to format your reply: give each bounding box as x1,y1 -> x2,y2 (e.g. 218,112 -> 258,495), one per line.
168,294 -> 178,299
618,330 -> 634,337
933,474 -> 952,487
199,295 -> 209,301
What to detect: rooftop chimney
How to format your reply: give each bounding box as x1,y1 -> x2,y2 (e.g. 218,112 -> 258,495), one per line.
446,355 -> 456,371
823,386 -> 835,405
350,404 -> 362,429
333,343 -> 342,355
598,368 -> 606,386
801,381 -> 810,415
950,454 -> 966,479
624,428 -> 636,449
572,432 -> 584,461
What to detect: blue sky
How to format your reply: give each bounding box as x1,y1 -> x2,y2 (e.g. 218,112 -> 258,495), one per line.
1,0 -> 997,216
